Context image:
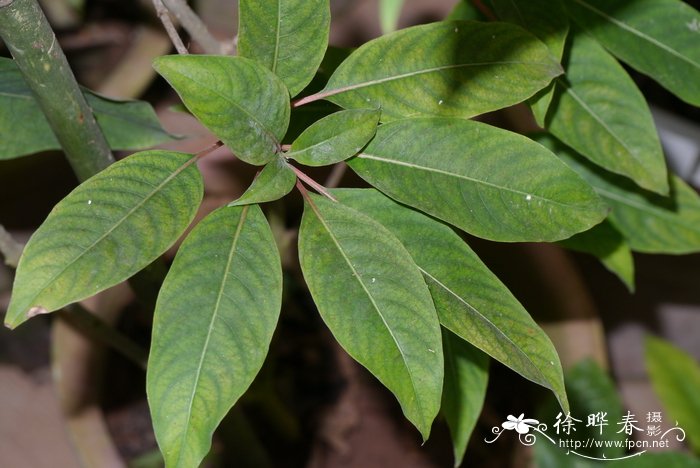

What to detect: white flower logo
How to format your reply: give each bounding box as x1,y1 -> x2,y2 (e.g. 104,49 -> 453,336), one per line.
502,414 -> 539,434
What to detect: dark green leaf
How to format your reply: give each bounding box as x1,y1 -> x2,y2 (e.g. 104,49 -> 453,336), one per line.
491,0 -> 569,119
229,157 -> 296,206
238,0 -> 330,97
559,220 -> 635,291
154,55 -> 290,165
298,194 -> 443,439
5,150 -> 203,329
288,109 -> 379,167
319,21 -> 562,120
148,205 -> 282,468
335,188 -> 569,412
492,0 -> 569,59
348,118 -> 606,242
540,135 -> 700,254
646,335 -> 700,453
539,32 -> 667,195
565,0 -> 700,106
0,58 -> 174,159
442,330 -> 489,467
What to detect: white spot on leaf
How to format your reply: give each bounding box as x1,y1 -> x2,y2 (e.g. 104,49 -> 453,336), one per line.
27,306 -> 49,318
87,200 -> 92,205
525,194 -> 532,201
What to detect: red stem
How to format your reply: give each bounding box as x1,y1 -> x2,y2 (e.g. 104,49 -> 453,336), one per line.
290,165 -> 337,202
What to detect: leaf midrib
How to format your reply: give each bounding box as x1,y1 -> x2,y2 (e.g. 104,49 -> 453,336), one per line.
165,65 -> 280,147
420,269 -> 554,391
596,186 -> 700,234
306,198 -> 424,419
271,0 -> 282,73
324,60 -> 559,100
572,0 -> 700,70
560,80 -> 648,172
14,155 -> 197,319
289,121 -> 372,160
357,153 -> 588,209
176,205 -> 249,467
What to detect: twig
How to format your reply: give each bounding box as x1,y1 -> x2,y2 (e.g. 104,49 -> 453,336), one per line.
324,162 -> 347,188
290,165 -> 337,201
195,140 -> 224,159
153,0 -> 188,55
0,0 -> 115,181
59,304 -> 149,370
160,0 -> 222,55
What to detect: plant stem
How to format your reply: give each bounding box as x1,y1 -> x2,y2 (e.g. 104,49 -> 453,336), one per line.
0,0 -> 115,182
160,0 -> 222,55
290,165 -> 337,201
153,0 -> 189,54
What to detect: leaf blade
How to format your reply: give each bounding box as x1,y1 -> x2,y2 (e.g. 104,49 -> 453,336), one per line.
288,108 -> 379,167
322,21 -> 563,120
238,0 -> 330,97
335,188 -> 569,412
540,32 -> 668,194
442,330 -> 489,467
646,335 -> 700,453
558,220 -> 635,291
154,55 -> 290,165
298,194 -> 443,439
347,118 -> 607,242
565,0 -> 700,106
540,135 -> 700,254
228,157 -> 296,206
6,150 -> 203,328
148,205 -> 282,468
0,58 -> 174,159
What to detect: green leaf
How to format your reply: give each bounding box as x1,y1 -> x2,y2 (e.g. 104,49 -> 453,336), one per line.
5,150 -> 203,329
335,188 -> 569,412
154,55 -> 290,165
348,118 -> 606,242
379,0 -> 404,34
0,58 -> 174,159
148,205 -> 282,468
646,335 -> 700,453
441,330 -> 488,467
558,220 -> 635,291
298,194 -> 443,439
540,135 -> 700,254
318,21 -> 562,120
287,109 -> 379,167
229,157 -> 296,206
490,0 -> 569,119
565,0 -> 700,106
535,360 -> 626,466
539,32 -> 668,195
492,0 -> 569,59
238,0 -> 330,97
